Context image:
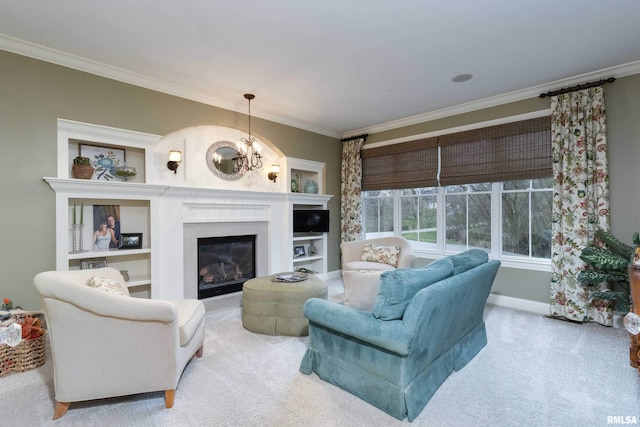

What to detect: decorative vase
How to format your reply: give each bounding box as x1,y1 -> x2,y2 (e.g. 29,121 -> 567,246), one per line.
70,224 -> 85,253
304,179 -> 318,194
295,173 -> 302,193
114,163 -> 137,182
72,157 -> 94,179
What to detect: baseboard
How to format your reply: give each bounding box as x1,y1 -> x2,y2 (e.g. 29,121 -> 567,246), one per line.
202,291 -> 242,314
487,293 -> 549,315
487,293 -> 625,328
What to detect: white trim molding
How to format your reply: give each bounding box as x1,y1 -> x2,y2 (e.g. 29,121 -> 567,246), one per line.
344,60 -> 640,138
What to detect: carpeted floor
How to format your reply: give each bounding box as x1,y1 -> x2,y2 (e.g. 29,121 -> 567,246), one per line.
1,279 -> 639,426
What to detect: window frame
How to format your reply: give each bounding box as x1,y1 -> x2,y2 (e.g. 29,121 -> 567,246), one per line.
359,110 -> 552,271
362,181 -> 552,272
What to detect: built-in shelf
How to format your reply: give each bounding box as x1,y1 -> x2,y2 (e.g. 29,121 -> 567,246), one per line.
49,119 -> 335,300
67,248 -> 151,260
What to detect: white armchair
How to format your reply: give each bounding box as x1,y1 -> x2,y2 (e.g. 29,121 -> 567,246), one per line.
340,236 -> 416,272
33,267 -> 205,420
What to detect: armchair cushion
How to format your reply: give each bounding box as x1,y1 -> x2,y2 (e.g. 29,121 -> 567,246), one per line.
361,243 -> 401,267
341,237 -> 416,272
343,270 -> 383,311
372,257 -> 454,320
450,249 -> 489,274
173,299 -> 206,346
88,276 -> 129,297
343,261 -> 396,271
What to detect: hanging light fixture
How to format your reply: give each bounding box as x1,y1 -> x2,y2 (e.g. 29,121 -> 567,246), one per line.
234,93 -> 263,173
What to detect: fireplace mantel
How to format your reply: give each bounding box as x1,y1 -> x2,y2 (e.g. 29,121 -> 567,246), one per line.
46,177 -> 332,300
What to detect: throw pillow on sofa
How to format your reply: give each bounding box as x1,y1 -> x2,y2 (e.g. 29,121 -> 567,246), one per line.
87,276 -> 130,297
449,249 -> 489,274
343,270 -> 384,311
361,243 -> 401,267
372,257 -> 454,320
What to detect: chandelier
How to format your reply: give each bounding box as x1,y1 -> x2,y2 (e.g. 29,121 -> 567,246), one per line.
234,93 -> 263,173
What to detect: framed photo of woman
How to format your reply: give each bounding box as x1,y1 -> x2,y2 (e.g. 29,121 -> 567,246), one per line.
93,205 -> 121,250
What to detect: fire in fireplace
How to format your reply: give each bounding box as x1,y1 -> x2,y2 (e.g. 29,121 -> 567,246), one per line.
197,234 -> 256,299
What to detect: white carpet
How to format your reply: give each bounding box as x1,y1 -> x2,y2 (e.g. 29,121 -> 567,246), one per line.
1,283 -> 639,426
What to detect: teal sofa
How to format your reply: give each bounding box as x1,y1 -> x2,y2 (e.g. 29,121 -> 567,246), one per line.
299,250 -> 500,421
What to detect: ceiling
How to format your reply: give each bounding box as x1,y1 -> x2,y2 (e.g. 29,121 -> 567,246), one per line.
2,1 -> 640,138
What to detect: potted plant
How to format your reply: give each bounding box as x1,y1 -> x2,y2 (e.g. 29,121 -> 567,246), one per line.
72,156 -> 94,179
578,229 -> 637,313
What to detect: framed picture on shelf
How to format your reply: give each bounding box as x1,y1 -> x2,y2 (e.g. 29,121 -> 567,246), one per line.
120,233 -> 143,250
93,205 -> 121,250
81,257 -> 108,270
294,245 -> 305,258
79,143 -> 125,181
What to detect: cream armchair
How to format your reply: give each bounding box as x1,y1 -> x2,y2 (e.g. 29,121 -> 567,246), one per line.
33,267 -> 205,420
341,236 -> 416,272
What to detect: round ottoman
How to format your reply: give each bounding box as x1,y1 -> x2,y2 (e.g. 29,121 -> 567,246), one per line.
241,273 -> 328,336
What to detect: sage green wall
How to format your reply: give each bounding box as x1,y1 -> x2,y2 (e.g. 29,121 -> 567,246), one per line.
0,50 -> 342,310
367,74 -> 640,305
3,47 -> 639,310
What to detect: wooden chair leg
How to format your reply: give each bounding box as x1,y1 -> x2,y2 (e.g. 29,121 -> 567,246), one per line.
53,401 -> 70,420
196,345 -> 203,358
165,389 -> 175,408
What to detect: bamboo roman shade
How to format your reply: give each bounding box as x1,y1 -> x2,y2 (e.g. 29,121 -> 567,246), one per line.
438,116 -> 551,186
361,116 -> 551,190
361,137 -> 438,190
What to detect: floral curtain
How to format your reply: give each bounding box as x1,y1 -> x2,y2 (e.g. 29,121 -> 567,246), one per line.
550,86 -> 611,325
341,137 -> 365,242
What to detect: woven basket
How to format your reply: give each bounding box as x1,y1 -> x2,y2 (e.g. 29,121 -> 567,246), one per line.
0,311 -> 47,377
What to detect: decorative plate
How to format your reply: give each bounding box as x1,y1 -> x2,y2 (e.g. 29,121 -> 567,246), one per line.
272,273 -> 307,282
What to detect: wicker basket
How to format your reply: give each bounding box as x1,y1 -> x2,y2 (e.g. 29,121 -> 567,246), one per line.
0,311 -> 46,377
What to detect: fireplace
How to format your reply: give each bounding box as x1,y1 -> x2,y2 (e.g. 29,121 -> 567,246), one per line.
197,235 -> 256,299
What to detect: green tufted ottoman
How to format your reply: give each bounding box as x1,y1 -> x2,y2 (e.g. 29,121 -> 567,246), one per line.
241,273 -> 328,336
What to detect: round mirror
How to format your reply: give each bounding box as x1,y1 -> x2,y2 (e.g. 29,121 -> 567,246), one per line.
206,141 -> 244,180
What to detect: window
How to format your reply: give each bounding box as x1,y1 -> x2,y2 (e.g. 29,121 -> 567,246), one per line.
501,178 -> 553,258
363,178 -> 552,261
400,187 -> 438,248
360,114 -> 552,264
363,190 -> 394,238
444,183 -> 492,252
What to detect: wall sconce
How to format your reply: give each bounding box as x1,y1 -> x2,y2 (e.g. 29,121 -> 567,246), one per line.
268,164 -> 280,182
167,150 -> 182,174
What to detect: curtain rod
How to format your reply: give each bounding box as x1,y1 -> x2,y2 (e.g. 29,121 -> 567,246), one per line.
341,133 -> 368,142
539,77 -> 615,98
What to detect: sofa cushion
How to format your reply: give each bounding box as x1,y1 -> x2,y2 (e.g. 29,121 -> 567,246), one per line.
361,243 -> 401,267
87,276 -> 129,297
343,270 -> 384,311
344,260 -> 396,271
173,299 -> 205,346
450,249 -> 489,275
372,257 -> 454,320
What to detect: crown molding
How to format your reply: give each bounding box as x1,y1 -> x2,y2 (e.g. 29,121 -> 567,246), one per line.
343,60 -> 640,138
0,34 -> 340,139
2,34 -> 638,141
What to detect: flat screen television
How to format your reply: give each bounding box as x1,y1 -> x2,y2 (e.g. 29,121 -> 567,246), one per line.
293,209 -> 330,233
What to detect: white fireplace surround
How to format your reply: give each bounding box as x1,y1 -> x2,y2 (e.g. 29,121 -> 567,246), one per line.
176,201 -> 278,300
183,221 -> 268,299
48,120 -> 332,303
